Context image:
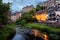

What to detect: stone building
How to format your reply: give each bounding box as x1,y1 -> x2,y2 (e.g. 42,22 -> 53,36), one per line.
47,3 -> 60,22
21,5 -> 34,12
47,6 -> 57,22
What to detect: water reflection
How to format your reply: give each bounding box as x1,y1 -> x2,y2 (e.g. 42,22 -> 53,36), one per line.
12,34 -> 26,40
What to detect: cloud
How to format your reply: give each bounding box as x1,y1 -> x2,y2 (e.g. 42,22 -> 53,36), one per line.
2,0 -> 12,3
3,0 -> 47,12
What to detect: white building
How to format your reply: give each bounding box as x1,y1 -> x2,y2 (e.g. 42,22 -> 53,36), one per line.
11,15 -> 17,22
10,12 -> 22,22
55,11 -> 60,16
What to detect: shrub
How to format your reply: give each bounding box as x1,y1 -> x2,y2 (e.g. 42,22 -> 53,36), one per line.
0,23 -> 16,40
49,34 -> 60,40
24,23 -> 60,40
16,18 -> 27,26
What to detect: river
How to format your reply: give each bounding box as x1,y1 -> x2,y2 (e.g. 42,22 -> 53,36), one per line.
12,25 -> 48,40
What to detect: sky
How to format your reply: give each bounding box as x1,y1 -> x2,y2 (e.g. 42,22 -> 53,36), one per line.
3,0 -> 47,12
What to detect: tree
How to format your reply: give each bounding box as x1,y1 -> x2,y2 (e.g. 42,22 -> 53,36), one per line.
22,12 -> 32,22
36,5 -> 45,11
40,6 -> 45,10
0,0 -> 10,25
29,9 -> 35,15
22,9 -> 35,22
16,9 -> 35,25
36,5 -> 41,11
16,18 -> 27,26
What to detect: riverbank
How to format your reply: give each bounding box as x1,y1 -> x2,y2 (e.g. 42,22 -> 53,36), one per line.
0,23 -> 16,40
24,23 -> 60,40
0,23 -> 60,40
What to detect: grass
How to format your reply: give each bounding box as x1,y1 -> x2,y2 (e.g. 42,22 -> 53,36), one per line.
24,23 -> 60,40
0,23 -> 16,40
25,23 -> 60,33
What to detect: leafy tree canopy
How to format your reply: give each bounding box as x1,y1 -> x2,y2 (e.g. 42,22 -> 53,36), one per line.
36,5 -> 45,11
0,0 -> 10,25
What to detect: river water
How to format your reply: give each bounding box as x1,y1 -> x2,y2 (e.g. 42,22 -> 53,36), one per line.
12,26 -> 48,40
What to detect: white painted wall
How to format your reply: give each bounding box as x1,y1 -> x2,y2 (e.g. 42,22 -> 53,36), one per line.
11,16 -> 17,22
55,11 -> 60,16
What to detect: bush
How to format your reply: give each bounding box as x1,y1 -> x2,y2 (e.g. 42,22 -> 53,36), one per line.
21,9 -> 35,22
0,23 -> 16,40
16,18 -> 27,26
49,34 -> 60,40
0,1 -> 10,25
36,5 -> 45,11
24,23 -> 60,40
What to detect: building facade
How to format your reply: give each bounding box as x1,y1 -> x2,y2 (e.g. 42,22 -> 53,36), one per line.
21,5 -> 34,12
10,12 -> 22,22
47,4 -> 60,22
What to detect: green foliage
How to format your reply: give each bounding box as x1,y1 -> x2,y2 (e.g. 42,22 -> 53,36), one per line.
22,9 -> 35,22
0,3 -> 10,13
0,0 -> 2,4
0,14 -> 8,24
0,1 -> 11,39
36,5 -> 41,11
40,6 -> 45,10
0,0 -> 10,25
29,9 -> 35,15
16,18 -> 27,26
22,12 -> 32,22
49,34 -> 60,40
25,23 -> 60,34
24,23 -> 60,40
0,23 -> 16,40
0,0 -> 14,40
36,5 -> 45,11
16,9 -> 37,25
32,18 -> 37,22
16,9 -> 37,26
